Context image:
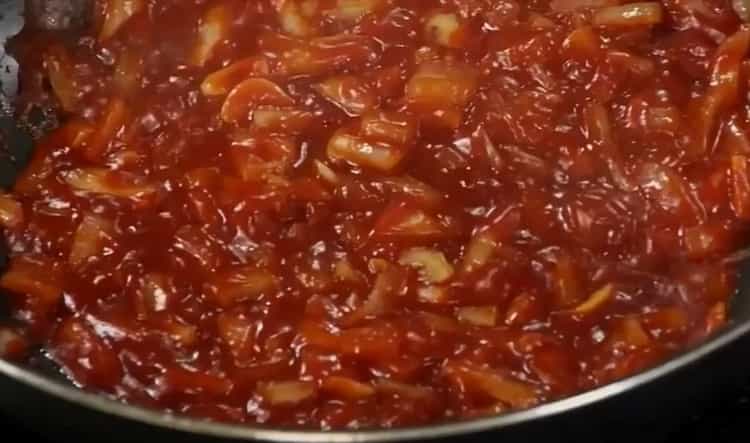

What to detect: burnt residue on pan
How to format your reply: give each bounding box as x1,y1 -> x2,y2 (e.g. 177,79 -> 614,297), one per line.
0,0 -> 65,381
0,0 -> 30,199
0,0 -> 65,180
0,0 -> 37,194
27,0 -> 91,31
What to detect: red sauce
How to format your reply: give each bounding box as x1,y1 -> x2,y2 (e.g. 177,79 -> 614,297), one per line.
0,0 -> 748,429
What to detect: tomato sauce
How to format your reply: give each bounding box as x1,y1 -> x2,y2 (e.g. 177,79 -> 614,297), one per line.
0,0 -> 749,429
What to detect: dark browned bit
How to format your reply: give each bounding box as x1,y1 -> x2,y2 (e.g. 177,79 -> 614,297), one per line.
26,0 -> 92,31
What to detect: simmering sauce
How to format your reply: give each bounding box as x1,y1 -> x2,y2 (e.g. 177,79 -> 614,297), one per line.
0,0 -> 749,429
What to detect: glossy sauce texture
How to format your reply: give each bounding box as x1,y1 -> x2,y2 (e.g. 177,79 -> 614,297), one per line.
1,0 -> 749,429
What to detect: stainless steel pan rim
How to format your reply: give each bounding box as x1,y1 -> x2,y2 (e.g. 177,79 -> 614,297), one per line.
1,318 -> 749,443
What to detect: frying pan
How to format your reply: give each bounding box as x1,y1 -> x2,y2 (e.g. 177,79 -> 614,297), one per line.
1,1 -> 750,442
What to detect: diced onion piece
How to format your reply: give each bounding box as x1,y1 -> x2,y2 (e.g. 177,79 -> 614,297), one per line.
99,0 -> 144,41
221,78 -> 295,124
457,306 -> 498,327
636,162 -> 701,220
443,363 -> 538,408
360,111 -> 418,146
295,261 -> 334,290
368,257 -> 390,273
260,31 -> 379,76
515,332 -> 559,354
526,345 -> 579,391
642,307 -> 689,337
216,312 -> 254,349
372,200 -> 447,240
683,222 -> 728,259
688,26 -> 750,158
0,193 -> 23,229
592,2 -> 663,27
406,61 -> 479,110
644,106 -> 682,134
461,230 -> 496,274
527,12 -> 556,28
85,98 -> 129,161
584,101 -> 614,143
314,160 -> 341,185
505,293 -> 543,327
705,302 -> 727,335
377,176 -> 443,207
201,57 -> 271,96
52,318 -> 124,388
609,316 -> 651,349
206,266 -> 278,307
417,285 -> 451,304
424,12 -> 466,49
584,102 -> 634,191
314,75 -> 376,116
219,176 -> 291,209
136,273 -> 173,315
192,4 -> 231,67
371,65 -> 404,98
398,248 -> 454,284
155,367 -> 233,397
341,261 -> 407,325
217,310 -> 256,362
333,258 -> 365,283
721,117 -> 750,154
257,30 -> 315,74
550,0 -> 618,11
418,312 -> 461,332
44,45 -> 79,112
731,155 -> 750,219
0,327 -> 27,360
63,168 -> 157,203
184,167 -> 221,190
310,33 -> 380,70
69,214 -> 114,268
252,109 -> 314,132
113,49 -> 144,95
300,0 -> 319,17
0,257 -> 62,312
21,138 -> 69,191
185,189 -> 223,228
321,376 -> 375,399
301,321 -> 401,361
564,26 -> 602,56
375,379 -> 434,400
461,208 -> 520,274
327,129 -> 406,173
159,317 -> 198,347
228,135 -> 296,181
470,126 -> 504,173
329,0 -> 384,21
607,51 -> 656,77
279,0 -> 318,37
552,254 -> 583,308
57,120 -> 95,150
173,225 -> 224,270
734,0 -> 750,22
565,284 -> 612,315
498,144 -> 550,178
